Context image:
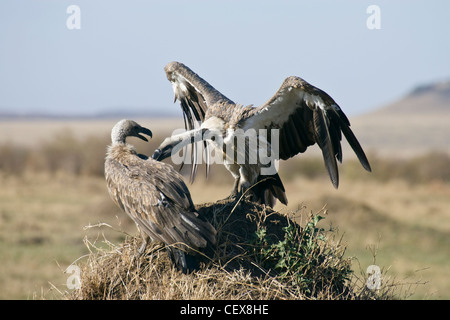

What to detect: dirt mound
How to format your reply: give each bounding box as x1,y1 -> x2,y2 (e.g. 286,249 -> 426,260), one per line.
67,199 -> 383,300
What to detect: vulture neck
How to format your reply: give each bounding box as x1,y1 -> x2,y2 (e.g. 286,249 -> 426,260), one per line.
110,123 -> 130,144
111,132 -> 127,145
107,142 -> 138,161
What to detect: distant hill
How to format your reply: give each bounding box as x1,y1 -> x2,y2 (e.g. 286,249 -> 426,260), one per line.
351,79 -> 450,157
371,80 -> 450,115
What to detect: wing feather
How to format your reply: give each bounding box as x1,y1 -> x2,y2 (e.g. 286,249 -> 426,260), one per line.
247,76 -> 371,187
334,111 -> 371,172
165,61 -> 233,130
105,152 -> 216,251
313,108 -> 339,187
165,61 -> 233,181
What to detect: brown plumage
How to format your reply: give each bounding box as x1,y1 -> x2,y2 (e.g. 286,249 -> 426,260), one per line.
153,62 -> 371,207
105,119 -> 216,272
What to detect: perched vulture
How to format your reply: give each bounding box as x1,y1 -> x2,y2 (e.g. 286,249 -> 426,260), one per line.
153,62 -> 371,207
105,119 -> 216,273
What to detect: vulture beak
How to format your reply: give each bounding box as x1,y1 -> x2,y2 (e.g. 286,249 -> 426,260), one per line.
136,126 -> 153,142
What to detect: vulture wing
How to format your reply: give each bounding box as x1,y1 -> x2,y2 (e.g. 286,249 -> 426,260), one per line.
246,76 -> 371,188
105,154 -> 216,252
164,61 -> 234,181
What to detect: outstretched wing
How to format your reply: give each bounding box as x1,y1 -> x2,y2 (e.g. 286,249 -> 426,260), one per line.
164,61 -> 234,181
105,155 -> 216,251
246,76 -> 371,188
164,61 -> 233,130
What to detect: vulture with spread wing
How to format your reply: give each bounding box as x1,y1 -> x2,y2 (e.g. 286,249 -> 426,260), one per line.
153,62 -> 371,207
105,119 -> 216,273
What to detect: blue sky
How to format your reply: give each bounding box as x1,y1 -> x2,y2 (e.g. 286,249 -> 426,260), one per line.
0,0 -> 449,117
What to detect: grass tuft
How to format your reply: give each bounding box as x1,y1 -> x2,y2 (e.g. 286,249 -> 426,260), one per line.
66,199 -> 410,300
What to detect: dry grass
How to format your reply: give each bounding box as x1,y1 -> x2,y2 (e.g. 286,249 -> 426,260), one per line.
1,119 -> 449,299
0,118 -> 183,149
1,171 -> 443,299
65,199 -> 410,300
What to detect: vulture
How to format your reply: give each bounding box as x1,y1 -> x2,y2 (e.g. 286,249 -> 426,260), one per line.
105,119 -> 216,273
153,62 -> 371,207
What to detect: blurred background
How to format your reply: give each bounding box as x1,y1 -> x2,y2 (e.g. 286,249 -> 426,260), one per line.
0,0 -> 449,299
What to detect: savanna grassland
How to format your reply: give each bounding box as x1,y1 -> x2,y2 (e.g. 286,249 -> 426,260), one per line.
0,117 -> 449,299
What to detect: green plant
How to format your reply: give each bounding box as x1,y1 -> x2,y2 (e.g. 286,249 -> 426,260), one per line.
253,214 -> 353,297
